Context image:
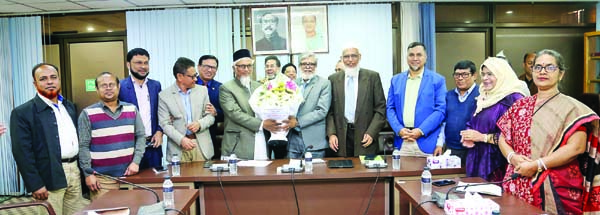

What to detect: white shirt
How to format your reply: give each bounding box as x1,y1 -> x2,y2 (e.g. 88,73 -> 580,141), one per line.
132,77 -> 152,137
39,94 -> 78,159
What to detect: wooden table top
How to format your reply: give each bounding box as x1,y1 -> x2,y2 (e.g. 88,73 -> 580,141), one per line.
79,189 -> 198,215
121,156 -> 465,184
395,177 -> 546,215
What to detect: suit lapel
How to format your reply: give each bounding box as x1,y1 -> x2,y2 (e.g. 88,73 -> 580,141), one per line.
125,77 -> 139,106
417,70 -> 430,102
355,69 -> 367,119
170,84 -> 187,121
335,72 -> 346,115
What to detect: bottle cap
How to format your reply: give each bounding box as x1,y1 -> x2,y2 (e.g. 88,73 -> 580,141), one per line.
424,167 -> 430,170
164,175 -> 171,179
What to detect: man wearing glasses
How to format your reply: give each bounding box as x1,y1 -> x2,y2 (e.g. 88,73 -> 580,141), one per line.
79,72 -> 146,200
289,52 -> 331,158
196,55 -> 224,160
519,52 -> 537,95
327,45 -> 387,157
435,60 -> 479,164
158,57 -> 217,163
118,48 -> 163,170
386,42 -> 446,157
255,12 -> 287,51
220,49 -> 280,160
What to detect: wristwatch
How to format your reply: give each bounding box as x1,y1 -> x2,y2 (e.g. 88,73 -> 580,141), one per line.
536,160 -> 543,173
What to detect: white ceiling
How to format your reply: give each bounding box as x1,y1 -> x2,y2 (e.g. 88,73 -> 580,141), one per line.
0,0 -> 588,15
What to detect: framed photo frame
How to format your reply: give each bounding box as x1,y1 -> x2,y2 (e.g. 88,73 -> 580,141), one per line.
290,5 -> 329,54
251,7 -> 290,55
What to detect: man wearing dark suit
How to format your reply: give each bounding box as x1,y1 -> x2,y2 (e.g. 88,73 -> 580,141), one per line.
118,48 -> 163,169
255,12 -> 287,51
10,63 -> 85,215
196,55 -> 223,160
327,46 -> 387,157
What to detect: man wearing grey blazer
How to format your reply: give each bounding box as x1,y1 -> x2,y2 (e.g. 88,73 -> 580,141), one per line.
159,57 -> 216,162
289,53 -> 331,158
327,46 -> 387,157
220,49 -> 281,160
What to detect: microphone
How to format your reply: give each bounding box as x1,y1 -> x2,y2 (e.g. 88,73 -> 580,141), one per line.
84,168 -> 161,203
433,173 -> 521,208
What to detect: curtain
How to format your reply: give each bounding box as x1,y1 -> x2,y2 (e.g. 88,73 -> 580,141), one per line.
400,2 -> 421,73
127,8 -> 235,88
0,16 -> 42,196
420,3 -> 436,71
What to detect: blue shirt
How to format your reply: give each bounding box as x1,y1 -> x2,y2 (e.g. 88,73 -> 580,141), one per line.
197,79 -> 223,123
178,88 -> 193,135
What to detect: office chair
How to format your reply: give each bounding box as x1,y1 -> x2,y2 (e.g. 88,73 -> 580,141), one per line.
0,200 -> 56,215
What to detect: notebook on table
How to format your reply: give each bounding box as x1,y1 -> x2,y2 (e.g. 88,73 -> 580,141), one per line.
327,160 -> 354,168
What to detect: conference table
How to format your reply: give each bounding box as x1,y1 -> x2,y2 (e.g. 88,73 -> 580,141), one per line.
395,177 -> 546,215
119,157 -> 465,215
78,189 -> 198,215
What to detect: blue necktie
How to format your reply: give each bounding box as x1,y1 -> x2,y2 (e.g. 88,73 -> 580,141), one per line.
345,76 -> 356,123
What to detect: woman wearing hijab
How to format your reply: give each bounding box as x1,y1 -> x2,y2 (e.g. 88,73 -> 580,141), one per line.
498,49 -> 600,214
461,57 -> 528,182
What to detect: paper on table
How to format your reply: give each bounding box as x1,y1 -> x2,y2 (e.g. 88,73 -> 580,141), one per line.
455,182 -> 502,196
237,160 -> 272,167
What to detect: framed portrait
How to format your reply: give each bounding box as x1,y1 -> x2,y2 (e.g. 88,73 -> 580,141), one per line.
290,5 -> 329,54
251,7 -> 290,55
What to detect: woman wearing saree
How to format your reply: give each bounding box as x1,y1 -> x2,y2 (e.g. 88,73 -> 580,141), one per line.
498,49 -> 600,214
461,57 -> 527,182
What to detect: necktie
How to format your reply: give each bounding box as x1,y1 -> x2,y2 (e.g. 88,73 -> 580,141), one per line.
345,76 -> 356,123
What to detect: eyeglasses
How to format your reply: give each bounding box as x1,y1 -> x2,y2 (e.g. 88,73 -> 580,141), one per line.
532,64 -> 559,73
453,72 -> 471,79
235,64 -> 253,69
300,62 -> 316,67
99,83 -> 117,89
201,65 -> 217,70
342,54 -> 359,59
184,73 -> 198,79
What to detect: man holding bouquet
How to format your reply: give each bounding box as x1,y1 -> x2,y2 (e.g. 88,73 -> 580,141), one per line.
220,49 -> 282,160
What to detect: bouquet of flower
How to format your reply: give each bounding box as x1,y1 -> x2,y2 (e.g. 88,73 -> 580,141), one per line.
249,75 -> 304,142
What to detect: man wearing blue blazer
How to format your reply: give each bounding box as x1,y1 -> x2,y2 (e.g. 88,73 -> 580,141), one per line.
119,48 -> 163,169
387,42 -> 446,156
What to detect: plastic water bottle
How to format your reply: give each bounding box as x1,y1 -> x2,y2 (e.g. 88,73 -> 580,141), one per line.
171,154 -> 180,176
304,152 -> 313,173
162,176 -> 174,208
421,167 -> 432,196
229,154 -> 238,174
392,147 -> 401,170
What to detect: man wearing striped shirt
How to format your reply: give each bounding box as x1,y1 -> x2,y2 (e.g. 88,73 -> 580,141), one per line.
78,72 -> 146,200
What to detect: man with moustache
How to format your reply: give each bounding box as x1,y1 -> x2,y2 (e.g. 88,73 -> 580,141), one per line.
261,55 -> 284,83
387,42 -> 446,157
255,12 -> 287,51
10,63 -> 85,214
289,52 -> 331,158
327,46 -> 386,157
196,55 -> 223,160
159,57 -> 216,162
78,72 -> 146,200
118,48 -> 163,169
435,60 -> 479,164
519,52 -> 537,95
261,55 -> 289,159
220,49 -> 281,160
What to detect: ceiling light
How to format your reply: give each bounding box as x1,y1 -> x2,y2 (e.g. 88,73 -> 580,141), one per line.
464,20 -> 471,24
87,26 -> 95,32
506,10 -> 513,14
107,29 -> 113,32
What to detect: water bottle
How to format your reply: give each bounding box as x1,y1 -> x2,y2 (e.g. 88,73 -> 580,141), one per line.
304,152 -> 313,173
171,154 -> 180,176
162,176 -> 174,208
421,167 -> 432,196
229,154 -> 238,174
392,147 -> 401,170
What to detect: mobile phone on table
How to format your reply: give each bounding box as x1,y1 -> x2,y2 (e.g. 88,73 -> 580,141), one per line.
432,179 -> 456,187
152,166 -> 168,174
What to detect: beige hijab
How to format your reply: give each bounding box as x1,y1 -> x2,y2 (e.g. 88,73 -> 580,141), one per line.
474,57 -> 528,115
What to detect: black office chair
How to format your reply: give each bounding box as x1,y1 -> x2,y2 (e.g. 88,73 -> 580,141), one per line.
0,200 -> 56,215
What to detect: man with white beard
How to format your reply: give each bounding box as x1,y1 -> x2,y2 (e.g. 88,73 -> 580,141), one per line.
326,46 -> 387,157
287,53 -> 331,158
219,49 -> 281,160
